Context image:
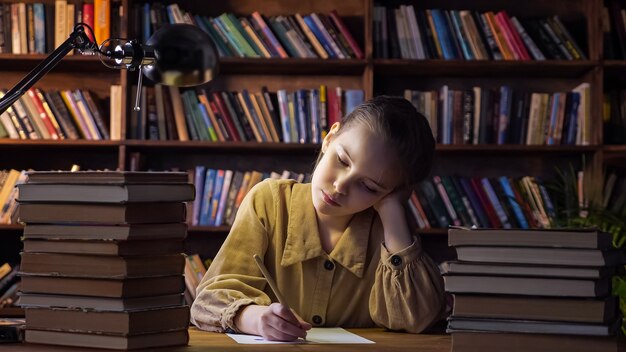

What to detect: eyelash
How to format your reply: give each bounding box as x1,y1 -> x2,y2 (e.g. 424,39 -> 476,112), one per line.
336,155 -> 377,193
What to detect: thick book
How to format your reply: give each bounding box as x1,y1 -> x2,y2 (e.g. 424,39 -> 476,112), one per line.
25,171 -> 189,184
18,202 -> 187,224
25,306 -> 189,334
444,275 -> 610,297
20,253 -> 184,278
448,227 -> 613,249
23,223 -> 187,241
451,331 -> 619,352
18,293 -> 184,311
17,183 -> 195,203
25,329 -> 189,350
20,275 -> 184,298
454,246 -> 625,267
441,261 -> 613,279
447,317 -> 620,336
22,239 -> 184,256
452,295 -> 617,324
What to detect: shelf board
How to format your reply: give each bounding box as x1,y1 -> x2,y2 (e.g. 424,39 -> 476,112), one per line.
436,145 -> 600,154
0,224 -> 22,231
374,60 -> 597,77
188,226 -> 230,233
0,139 -> 121,149
219,57 -> 367,75
418,228 -> 448,236
0,307 -> 24,317
0,54 -> 113,73
123,140 -> 321,153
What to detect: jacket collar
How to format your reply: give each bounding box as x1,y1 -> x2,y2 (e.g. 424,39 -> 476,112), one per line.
281,183 -> 374,278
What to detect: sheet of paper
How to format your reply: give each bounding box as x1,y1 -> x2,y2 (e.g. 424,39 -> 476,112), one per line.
227,327 -> 375,344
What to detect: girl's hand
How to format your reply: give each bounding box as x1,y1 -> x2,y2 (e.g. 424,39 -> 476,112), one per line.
373,186 -> 412,216
237,303 -> 311,341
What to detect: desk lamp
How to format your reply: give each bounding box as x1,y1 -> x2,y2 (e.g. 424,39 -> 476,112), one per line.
0,23 -> 219,114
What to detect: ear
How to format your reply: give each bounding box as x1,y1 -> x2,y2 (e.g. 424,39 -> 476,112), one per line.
321,122 -> 341,153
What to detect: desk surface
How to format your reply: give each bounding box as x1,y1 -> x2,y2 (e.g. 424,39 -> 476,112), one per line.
5,328 -> 451,351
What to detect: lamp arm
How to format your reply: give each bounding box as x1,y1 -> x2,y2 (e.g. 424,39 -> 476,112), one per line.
0,25 -> 94,114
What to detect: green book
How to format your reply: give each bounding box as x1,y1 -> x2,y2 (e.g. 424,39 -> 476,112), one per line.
182,91 -> 211,141
218,13 -> 259,57
227,13 -> 264,57
179,91 -> 200,141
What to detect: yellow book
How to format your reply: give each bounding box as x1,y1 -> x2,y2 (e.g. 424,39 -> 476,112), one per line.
236,92 -> 262,142
94,0 -> 110,44
0,170 -> 20,213
295,13 -> 328,59
167,87 -> 189,141
240,18 -> 271,58
255,93 -> 279,142
250,93 -> 274,142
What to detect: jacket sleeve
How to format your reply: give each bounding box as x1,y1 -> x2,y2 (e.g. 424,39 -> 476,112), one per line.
369,236 -> 446,333
190,180 -> 275,333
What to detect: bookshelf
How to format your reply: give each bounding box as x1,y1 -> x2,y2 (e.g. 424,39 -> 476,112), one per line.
0,0 -> 623,268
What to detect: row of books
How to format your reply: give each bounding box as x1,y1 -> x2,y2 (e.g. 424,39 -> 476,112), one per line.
190,167 -> 311,227
0,0 -> 121,55
445,228 -> 622,352
130,85 -> 364,143
603,90 -> 626,145
0,88 -> 110,140
410,175 -> 555,230
373,6 -> 587,61
16,171 -> 193,349
0,263 -> 19,309
0,169 -> 26,224
406,83 -> 592,146
135,3 -> 363,60
183,254 -> 207,306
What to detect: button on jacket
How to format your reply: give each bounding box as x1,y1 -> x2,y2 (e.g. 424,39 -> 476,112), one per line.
190,179 -> 445,333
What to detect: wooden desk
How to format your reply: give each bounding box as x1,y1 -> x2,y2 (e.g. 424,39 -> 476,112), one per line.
5,328 -> 451,351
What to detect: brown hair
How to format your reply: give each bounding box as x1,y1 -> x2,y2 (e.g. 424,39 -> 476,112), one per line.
318,95 -> 435,187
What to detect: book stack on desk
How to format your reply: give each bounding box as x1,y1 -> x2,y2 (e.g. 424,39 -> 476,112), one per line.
15,171 -> 195,350
444,227 -> 624,352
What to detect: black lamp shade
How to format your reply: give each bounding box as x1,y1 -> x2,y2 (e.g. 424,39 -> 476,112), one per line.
143,24 -> 219,87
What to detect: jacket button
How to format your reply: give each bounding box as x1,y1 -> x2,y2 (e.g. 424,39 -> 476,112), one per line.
324,260 -> 334,271
391,255 -> 402,266
312,315 -> 323,325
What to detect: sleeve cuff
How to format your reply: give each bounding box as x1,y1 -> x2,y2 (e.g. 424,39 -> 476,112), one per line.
221,298 -> 256,333
380,235 -> 422,270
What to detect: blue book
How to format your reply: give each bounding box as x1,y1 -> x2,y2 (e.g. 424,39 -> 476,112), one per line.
344,90 -> 364,116
277,90 -> 291,143
142,3 -> 151,43
565,92 -> 580,145
197,102 -> 218,142
192,166 -> 206,226
296,90 -> 308,143
303,15 -> 337,58
537,179 -> 556,220
497,86 -> 512,145
449,10 -> 474,60
309,89 -> 320,144
33,4 -> 45,54
481,178 -> 512,229
459,177 -> 490,228
547,93 -> 561,145
199,169 -> 217,226
498,176 -> 529,229
430,9 -> 457,60
209,170 -> 225,226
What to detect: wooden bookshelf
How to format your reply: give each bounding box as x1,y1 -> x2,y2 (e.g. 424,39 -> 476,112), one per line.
0,0 -> 623,266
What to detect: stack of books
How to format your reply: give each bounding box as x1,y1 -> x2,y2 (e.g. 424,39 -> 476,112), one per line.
16,171 -> 195,350
444,227 -> 624,352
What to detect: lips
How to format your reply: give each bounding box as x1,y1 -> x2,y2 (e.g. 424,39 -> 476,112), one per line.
322,191 -> 340,206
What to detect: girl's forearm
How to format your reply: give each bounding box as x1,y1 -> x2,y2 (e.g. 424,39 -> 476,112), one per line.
234,305 -> 261,335
377,202 -> 413,252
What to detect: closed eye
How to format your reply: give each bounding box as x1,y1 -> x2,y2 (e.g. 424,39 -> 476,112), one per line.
362,182 -> 378,193
337,155 -> 349,167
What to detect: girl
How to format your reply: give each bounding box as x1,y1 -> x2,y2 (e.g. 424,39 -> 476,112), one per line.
190,95 -> 445,341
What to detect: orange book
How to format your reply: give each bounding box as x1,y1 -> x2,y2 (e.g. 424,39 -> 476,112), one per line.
93,0 -> 110,44
484,12 -> 514,60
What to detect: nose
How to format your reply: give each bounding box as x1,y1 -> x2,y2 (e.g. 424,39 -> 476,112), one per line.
333,174 -> 349,195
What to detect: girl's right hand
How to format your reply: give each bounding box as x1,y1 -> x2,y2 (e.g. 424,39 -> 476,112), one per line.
236,303 -> 312,341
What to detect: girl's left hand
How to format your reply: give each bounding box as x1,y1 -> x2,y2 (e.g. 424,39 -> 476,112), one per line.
373,186 -> 412,215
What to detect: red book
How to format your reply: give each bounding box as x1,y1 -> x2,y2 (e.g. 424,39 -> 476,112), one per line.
495,12 -> 530,60
326,87 -> 340,127
329,10 -> 364,59
82,4 -> 95,42
27,89 -> 60,140
211,92 -> 240,142
499,11 -> 532,60
469,177 -> 502,228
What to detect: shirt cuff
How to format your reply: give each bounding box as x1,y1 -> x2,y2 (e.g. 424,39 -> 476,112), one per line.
222,298 -> 256,333
380,235 -> 422,271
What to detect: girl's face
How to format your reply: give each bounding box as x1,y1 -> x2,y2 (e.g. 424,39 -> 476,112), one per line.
311,122 -> 403,219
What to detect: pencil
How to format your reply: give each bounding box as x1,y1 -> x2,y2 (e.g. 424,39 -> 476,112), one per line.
253,254 -> 307,340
